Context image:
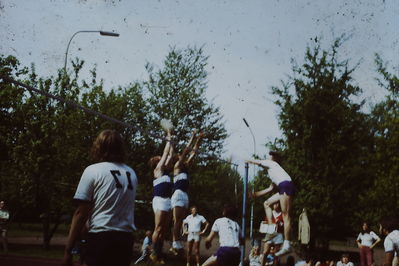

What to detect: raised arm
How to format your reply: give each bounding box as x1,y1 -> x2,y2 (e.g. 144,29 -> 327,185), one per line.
165,134 -> 175,169
175,130 -> 197,170
186,131 -> 204,166
246,159 -> 272,169
154,130 -> 172,176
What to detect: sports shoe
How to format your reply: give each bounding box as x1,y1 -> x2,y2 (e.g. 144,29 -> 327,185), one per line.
169,247 -> 179,256
157,258 -> 166,265
275,244 -> 292,256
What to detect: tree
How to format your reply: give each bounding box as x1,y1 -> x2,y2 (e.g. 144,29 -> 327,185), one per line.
0,46 -> 237,247
268,38 -> 374,247
360,55 -> 399,221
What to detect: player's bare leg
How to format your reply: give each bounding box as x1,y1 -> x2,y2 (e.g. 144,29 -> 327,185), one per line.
275,193 -> 293,256
171,206 -> 186,255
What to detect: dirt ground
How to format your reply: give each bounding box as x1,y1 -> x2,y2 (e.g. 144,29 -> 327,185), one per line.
0,236 -> 388,266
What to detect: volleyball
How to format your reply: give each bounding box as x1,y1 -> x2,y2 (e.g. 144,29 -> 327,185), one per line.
160,118 -> 174,131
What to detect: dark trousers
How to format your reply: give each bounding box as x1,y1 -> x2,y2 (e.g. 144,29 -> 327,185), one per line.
359,246 -> 373,266
85,231 -> 134,266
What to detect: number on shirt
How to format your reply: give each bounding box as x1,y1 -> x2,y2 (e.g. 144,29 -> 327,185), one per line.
110,170 -> 134,190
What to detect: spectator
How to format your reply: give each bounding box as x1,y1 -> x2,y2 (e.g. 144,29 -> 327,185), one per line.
336,254 -> 354,266
356,221 -> 381,266
182,206 -> 209,266
249,243 -> 263,266
134,230 -> 152,264
0,200 -> 9,252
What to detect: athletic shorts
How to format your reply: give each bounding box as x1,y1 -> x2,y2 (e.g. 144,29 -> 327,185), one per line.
267,233 -> 284,245
277,181 -> 295,196
215,247 -> 241,266
85,231 -> 133,266
187,232 -> 201,242
152,196 -> 171,212
171,189 -> 189,208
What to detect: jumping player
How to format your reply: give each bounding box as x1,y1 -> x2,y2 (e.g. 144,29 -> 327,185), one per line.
148,128 -> 174,263
63,130 -> 138,266
203,204 -> 243,266
170,130 -> 204,255
182,206 -> 209,266
247,151 -> 295,256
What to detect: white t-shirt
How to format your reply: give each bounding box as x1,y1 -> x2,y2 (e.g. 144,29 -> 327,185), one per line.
74,162 -> 138,233
337,262 -> 354,266
211,217 -> 241,247
260,160 -> 292,185
384,230 -> 399,253
183,214 -> 207,232
357,231 -> 380,247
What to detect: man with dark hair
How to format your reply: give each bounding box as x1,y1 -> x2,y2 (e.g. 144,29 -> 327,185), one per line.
380,217 -> 399,266
63,130 -> 138,266
203,204 -> 242,266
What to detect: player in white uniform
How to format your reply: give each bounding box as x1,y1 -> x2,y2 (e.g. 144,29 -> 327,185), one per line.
379,217 -> 399,266
63,130 -> 138,266
170,130 -> 204,255
148,128 -> 174,263
247,151 -> 295,256
203,204 -> 243,266
182,206 -> 209,266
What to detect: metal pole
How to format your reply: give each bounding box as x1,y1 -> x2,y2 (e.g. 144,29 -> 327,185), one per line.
240,163 -> 249,265
243,118 -> 256,241
64,30 -> 119,72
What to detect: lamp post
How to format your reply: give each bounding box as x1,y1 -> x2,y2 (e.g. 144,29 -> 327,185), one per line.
64,30 -> 119,72
243,118 -> 256,242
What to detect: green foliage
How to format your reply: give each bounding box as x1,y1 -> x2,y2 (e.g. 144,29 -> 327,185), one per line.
0,47 -> 237,246
359,55 -> 399,221
268,38 -> 375,243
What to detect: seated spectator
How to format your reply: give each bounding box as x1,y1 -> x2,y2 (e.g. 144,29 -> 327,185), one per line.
249,243 -> 263,266
336,254 -> 354,266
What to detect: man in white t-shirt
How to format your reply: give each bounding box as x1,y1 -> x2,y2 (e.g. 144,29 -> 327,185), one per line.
203,204 -> 243,266
380,217 -> 399,266
63,130 -> 138,266
182,206 -> 209,266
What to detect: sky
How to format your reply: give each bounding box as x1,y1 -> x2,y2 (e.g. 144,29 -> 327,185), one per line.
1,0 -> 398,172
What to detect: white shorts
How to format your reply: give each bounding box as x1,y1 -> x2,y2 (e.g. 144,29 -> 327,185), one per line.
171,189 -> 189,208
187,232 -> 201,242
152,196 -> 171,212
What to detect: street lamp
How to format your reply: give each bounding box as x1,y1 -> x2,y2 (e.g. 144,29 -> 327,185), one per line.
64,30 -> 120,72
243,118 -> 256,242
